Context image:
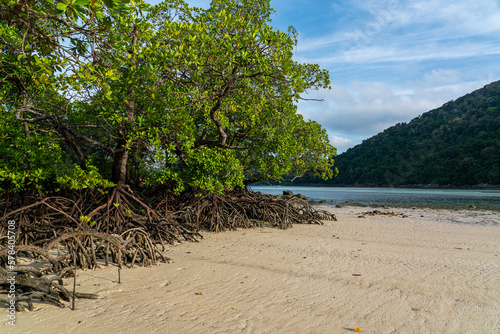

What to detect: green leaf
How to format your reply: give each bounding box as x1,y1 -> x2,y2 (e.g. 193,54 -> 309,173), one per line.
95,10 -> 105,20
122,3 -> 134,11
72,7 -> 87,20
74,0 -> 90,5
56,3 -> 68,12
102,0 -> 114,9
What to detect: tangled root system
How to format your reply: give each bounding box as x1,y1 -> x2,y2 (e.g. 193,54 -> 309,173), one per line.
1,187 -> 335,310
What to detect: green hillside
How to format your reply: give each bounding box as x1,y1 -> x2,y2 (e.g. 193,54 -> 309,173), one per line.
300,80 -> 500,186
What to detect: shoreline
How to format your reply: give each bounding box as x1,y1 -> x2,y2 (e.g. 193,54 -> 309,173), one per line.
254,183 -> 500,191
249,186 -> 500,212
328,202 -> 500,216
3,206 -> 500,333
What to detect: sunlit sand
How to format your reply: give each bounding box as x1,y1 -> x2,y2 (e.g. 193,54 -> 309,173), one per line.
5,206 -> 499,333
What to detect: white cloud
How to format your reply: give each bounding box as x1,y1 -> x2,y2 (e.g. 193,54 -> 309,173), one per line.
310,40 -> 500,65
329,135 -> 355,152
297,74 -> 493,152
295,0 -> 500,66
299,81 -> 434,135
420,69 -> 461,87
354,0 -> 500,37
404,0 -> 500,35
410,69 -> 495,103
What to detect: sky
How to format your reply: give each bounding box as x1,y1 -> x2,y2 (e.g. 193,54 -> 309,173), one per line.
147,0 -> 500,153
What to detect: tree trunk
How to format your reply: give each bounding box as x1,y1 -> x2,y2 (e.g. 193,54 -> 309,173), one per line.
61,129 -> 87,171
111,26 -> 138,185
22,92 -> 30,138
111,138 -> 128,184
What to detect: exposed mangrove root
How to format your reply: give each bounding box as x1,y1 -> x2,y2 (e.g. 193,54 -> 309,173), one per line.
1,187 -> 336,311
0,227 -> 172,310
0,266 -> 98,311
172,190 -> 337,231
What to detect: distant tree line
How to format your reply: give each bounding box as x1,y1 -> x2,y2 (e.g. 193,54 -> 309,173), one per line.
292,80 -> 500,187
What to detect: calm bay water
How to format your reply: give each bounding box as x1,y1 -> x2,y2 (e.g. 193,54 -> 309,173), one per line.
249,186 -> 500,212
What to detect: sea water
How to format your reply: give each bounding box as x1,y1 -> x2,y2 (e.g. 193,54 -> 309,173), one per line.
249,186 -> 500,212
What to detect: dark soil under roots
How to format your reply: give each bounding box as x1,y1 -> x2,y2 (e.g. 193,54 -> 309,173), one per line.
0,187 -> 336,311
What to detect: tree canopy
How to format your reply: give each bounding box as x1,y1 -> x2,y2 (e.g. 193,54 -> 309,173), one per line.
0,0 -> 336,195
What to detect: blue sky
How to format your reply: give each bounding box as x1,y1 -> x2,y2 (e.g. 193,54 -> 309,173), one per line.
147,0 -> 500,153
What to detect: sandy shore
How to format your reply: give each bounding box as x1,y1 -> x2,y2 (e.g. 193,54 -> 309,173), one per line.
3,206 -> 500,334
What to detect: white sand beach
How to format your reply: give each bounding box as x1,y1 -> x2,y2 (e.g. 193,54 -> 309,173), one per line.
3,206 -> 500,334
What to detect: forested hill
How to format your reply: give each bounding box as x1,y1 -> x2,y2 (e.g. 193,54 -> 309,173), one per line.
300,80 -> 500,186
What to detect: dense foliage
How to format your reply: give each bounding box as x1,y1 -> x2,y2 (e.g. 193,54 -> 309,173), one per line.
295,81 -> 500,186
0,0 -> 336,196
